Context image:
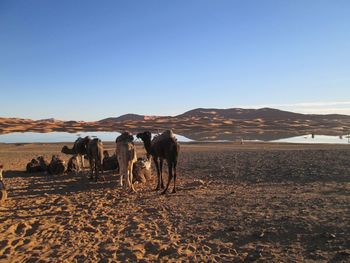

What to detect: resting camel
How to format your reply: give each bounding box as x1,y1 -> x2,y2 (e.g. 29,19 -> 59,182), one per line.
47,155 -> 66,175
26,156 -> 48,173
133,157 -> 152,184
136,130 -> 180,194
61,136 -> 90,172
87,138 -> 103,181
116,132 -> 137,192
103,150 -> 119,172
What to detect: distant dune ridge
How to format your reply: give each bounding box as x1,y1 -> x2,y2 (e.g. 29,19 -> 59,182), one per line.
1,108 -> 350,141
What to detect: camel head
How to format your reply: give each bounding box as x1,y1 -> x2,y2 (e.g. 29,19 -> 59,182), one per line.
61,146 -> 69,153
136,131 -> 152,143
116,132 -> 134,143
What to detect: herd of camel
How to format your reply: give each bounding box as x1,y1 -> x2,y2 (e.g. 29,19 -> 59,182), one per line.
0,130 -> 180,201
57,130 -> 180,194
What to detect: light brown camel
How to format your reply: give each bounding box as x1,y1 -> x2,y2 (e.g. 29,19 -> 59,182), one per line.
87,138 -> 104,181
133,157 -> 152,184
116,132 -> 137,192
61,136 -> 90,172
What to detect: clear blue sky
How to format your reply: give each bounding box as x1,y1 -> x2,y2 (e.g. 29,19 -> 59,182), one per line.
1,0 -> 350,120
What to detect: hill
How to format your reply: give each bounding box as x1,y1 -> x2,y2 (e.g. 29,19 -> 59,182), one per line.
1,108 -> 350,141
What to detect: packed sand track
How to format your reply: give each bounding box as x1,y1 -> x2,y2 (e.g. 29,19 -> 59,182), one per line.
0,142 -> 350,262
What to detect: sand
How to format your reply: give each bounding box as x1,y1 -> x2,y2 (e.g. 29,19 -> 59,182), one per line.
0,142 -> 350,262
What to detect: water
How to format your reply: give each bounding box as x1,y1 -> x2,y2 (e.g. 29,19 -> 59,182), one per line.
0,131 -> 193,143
272,134 -> 350,144
0,132 -> 348,144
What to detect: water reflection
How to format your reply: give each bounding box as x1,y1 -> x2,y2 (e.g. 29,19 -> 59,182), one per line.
0,132 -> 348,144
0,131 -> 193,143
272,134 -> 350,144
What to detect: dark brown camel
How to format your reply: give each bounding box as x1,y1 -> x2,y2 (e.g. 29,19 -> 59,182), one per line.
61,136 -> 90,171
136,130 -> 180,194
103,150 -> 119,172
87,138 -> 104,181
47,155 -> 66,175
26,156 -> 48,173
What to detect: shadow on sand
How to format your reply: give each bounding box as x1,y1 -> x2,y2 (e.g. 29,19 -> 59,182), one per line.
5,170 -> 121,198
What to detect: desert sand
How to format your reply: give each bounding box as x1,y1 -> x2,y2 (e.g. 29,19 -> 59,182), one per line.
0,142 -> 350,262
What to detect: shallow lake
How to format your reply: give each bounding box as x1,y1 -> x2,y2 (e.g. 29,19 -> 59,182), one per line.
272,134 -> 350,144
0,131 -> 193,143
0,132 -> 349,144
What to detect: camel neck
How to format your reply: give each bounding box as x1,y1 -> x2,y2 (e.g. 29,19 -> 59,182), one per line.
144,139 -> 152,155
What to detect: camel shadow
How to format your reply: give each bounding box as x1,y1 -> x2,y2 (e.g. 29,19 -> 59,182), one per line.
6,170 -> 121,198
4,170 -> 46,178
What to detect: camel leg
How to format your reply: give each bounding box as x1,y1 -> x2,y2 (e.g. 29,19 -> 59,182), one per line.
128,163 -> 136,192
99,162 -> 105,181
89,159 -> 94,180
120,171 -> 124,187
94,160 -> 99,182
172,161 -> 177,193
153,158 -> 161,191
80,155 -> 84,170
120,167 -> 124,187
161,161 -> 173,195
160,159 -> 164,189
126,165 -> 131,190
76,155 -> 81,173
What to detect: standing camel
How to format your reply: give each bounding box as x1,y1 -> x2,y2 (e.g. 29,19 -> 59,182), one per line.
116,132 -> 137,192
136,130 -> 180,194
61,136 -> 90,172
87,138 -> 104,181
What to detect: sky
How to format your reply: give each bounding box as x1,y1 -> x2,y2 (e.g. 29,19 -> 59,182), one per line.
1,0 -> 350,121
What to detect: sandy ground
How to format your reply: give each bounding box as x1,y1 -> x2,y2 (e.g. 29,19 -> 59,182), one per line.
0,142 -> 350,262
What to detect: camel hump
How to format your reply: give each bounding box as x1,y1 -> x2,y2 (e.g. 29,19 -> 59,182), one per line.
92,138 -> 101,143
152,130 -> 176,144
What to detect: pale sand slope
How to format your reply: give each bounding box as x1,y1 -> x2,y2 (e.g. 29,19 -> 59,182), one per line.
0,142 -> 350,262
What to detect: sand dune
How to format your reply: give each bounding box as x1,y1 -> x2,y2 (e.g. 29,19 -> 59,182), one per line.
1,108 -> 350,141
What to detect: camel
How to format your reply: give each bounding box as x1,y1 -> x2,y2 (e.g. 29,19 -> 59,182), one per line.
61,136 -> 90,172
136,130 -> 180,194
116,132 -> 137,192
47,155 -> 66,175
133,157 -> 152,184
87,138 -> 104,181
67,156 -> 79,174
26,156 -> 48,173
103,150 -> 119,172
